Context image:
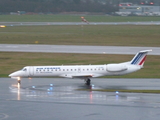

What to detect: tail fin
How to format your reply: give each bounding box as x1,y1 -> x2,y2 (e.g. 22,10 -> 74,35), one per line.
130,50 -> 152,67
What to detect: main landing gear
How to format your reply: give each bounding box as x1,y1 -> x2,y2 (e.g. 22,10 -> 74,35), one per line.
85,78 -> 91,86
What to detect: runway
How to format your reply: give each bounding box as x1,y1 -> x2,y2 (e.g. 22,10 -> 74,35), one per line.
0,44 -> 159,55
1,78 -> 160,120
1,21 -> 160,26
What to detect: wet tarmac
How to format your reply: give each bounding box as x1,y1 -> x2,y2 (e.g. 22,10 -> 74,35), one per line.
0,78 -> 160,120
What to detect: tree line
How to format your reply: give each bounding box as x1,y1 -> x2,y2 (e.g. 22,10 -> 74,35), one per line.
0,0 -> 119,13
0,0 -> 159,13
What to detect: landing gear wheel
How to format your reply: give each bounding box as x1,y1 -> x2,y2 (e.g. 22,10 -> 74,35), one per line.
85,78 -> 91,86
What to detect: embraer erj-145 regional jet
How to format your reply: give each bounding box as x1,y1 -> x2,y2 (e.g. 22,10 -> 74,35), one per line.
9,50 -> 151,85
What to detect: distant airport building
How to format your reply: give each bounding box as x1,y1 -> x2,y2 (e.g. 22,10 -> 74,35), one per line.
116,2 -> 160,16
17,11 -> 26,15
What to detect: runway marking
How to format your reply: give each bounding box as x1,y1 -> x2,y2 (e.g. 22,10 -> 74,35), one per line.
0,113 -> 9,120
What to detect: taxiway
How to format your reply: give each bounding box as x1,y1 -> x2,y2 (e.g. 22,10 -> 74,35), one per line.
1,21 -> 160,26
0,44 -> 159,55
0,78 -> 160,120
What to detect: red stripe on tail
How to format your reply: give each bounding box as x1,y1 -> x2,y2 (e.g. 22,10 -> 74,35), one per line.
139,56 -> 146,65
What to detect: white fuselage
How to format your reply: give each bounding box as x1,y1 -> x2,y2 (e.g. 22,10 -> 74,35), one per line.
9,49 -> 151,84
9,63 -> 141,79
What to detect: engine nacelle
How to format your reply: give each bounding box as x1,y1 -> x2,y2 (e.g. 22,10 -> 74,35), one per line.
106,64 -> 127,72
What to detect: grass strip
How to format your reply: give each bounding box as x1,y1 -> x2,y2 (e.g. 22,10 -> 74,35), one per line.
0,25 -> 160,47
78,89 -> 160,94
1,15 -> 160,22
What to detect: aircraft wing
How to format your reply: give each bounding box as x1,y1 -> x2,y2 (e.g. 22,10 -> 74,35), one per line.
60,74 -> 93,78
72,74 -> 93,78
60,73 -> 104,78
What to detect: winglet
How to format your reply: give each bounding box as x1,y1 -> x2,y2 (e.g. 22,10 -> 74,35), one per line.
130,50 -> 152,66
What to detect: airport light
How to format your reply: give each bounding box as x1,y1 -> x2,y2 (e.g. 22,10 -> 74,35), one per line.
0,25 -> 6,28
116,91 -> 119,94
150,2 -> 154,5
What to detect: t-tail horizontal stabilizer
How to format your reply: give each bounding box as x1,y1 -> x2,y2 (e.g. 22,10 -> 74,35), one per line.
130,50 -> 152,67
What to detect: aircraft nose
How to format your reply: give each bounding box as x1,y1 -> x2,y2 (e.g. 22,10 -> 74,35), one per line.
9,74 -> 12,77
9,71 -> 23,77
9,72 -> 16,77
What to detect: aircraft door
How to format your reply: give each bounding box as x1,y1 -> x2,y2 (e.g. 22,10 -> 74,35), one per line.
29,67 -> 34,76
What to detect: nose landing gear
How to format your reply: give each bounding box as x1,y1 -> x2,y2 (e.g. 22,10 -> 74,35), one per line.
17,77 -> 21,84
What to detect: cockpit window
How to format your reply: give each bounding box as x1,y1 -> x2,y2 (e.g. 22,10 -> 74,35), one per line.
22,68 -> 27,71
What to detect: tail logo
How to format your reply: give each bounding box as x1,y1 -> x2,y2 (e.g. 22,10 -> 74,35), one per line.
131,52 -> 147,65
